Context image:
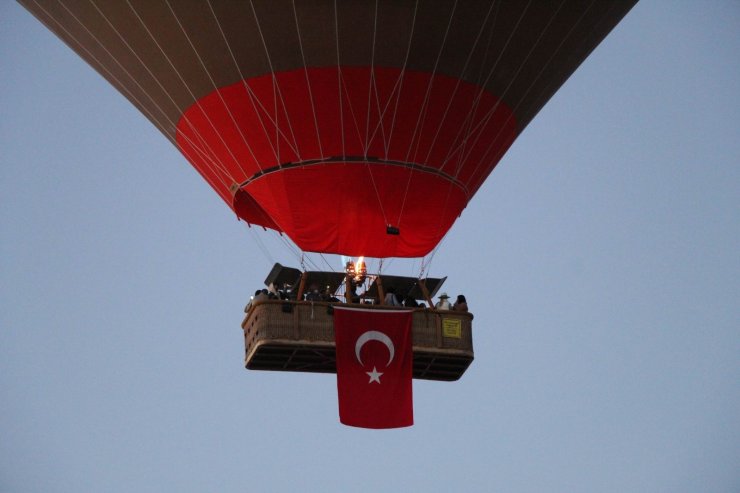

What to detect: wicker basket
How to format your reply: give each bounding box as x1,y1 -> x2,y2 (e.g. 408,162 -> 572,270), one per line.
242,301 -> 474,381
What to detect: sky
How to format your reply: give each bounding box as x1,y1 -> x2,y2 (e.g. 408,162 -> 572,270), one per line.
1,1 -> 738,492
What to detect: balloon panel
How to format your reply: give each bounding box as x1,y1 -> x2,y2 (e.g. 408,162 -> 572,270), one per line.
177,67 -> 516,257
243,161 -> 468,258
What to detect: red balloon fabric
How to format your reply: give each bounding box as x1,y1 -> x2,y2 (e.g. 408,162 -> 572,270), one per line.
177,67 -> 516,257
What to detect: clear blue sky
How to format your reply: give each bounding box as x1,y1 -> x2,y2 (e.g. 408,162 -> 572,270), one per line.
1,2 -> 738,492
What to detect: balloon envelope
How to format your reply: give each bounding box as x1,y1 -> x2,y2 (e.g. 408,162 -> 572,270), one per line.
20,0 -> 636,257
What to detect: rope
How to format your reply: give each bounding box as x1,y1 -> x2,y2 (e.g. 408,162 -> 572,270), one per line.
463,0 -> 597,191
206,1 -> 281,164
393,0 -> 459,234
333,0 -> 345,159
68,0 -> 236,194
291,0 -> 325,159
248,0 -> 303,162
426,0 -> 537,253
125,0 -> 244,180
164,0 -> 253,179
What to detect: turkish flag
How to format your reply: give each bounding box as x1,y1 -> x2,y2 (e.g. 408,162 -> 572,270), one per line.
334,307 -> 413,429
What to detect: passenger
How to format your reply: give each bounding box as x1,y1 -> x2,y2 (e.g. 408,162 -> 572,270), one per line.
267,283 -> 279,300
347,282 -> 361,303
246,288 -> 269,312
384,287 -> 402,306
305,283 -> 322,301
453,294 -> 469,312
403,294 -> 419,308
321,287 -> 340,303
434,292 -> 452,310
280,283 -> 294,300
254,288 -> 270,303
357,288 -> 370,303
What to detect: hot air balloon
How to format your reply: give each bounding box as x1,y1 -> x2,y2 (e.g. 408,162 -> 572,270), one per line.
20,0 -> 636,381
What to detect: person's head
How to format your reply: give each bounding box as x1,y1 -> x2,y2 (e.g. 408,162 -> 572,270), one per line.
387,286 -> 396,294
255,290 -> 262,296
438,292 -> 450,301
456,294 -> 466,303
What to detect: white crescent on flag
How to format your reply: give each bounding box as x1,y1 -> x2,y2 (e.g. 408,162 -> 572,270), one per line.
354,331 -> 395,367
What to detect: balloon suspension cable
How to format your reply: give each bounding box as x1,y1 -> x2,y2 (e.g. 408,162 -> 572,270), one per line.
418,256 -> 428,280
274,231 -> 301,263
245,223 -> 275,266
318,253 -> 334,272
422,233 -> 448,278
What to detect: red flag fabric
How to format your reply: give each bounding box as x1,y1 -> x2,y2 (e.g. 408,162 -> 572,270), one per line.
334,307 -> 414,429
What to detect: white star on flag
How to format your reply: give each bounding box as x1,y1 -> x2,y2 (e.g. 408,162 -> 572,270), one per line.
366,366 -> 383,383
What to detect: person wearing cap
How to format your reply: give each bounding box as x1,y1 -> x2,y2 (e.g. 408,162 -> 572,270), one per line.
435,292 -> 452,310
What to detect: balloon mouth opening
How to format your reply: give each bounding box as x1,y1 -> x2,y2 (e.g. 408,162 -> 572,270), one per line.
229,158 -> 472,258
